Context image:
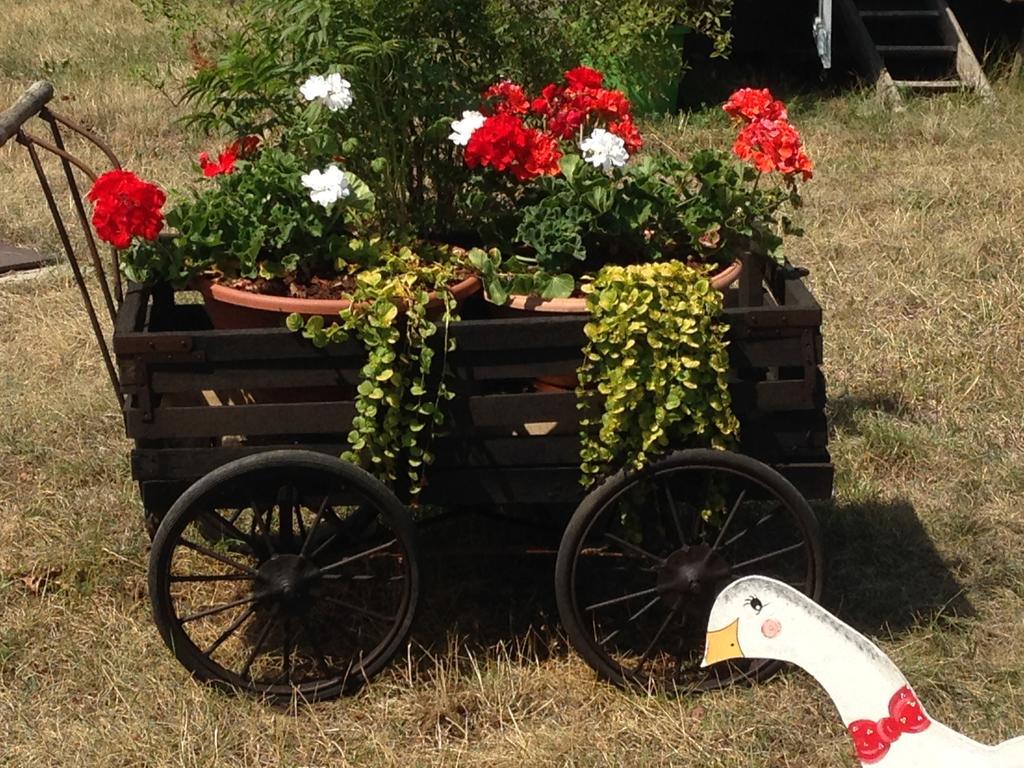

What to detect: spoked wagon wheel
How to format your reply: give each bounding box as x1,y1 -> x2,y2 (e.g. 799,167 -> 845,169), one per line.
555,449 -> 823,692
149,450 -> 418,701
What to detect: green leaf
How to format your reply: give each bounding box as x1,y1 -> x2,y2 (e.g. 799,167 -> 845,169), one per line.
541,273 -> 576,300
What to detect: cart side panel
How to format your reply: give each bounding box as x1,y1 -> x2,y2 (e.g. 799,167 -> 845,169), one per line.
119,270 -> 832,517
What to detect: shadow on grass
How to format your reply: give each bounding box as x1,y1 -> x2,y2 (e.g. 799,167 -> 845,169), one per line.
828,392 -> 912,434
412,505 -> 570,659
819,497 -> 975,635
409,493 -> 974,661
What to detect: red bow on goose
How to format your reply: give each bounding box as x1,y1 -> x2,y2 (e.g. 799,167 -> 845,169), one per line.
848,686 -> 931,763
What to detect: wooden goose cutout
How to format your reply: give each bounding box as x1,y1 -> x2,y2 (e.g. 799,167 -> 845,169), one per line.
702,576 -> 1024,767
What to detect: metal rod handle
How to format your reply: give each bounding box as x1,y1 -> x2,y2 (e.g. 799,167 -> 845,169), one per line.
0,81 -> 54,147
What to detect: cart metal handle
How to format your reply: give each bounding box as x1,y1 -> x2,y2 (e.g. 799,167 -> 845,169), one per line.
4,80 -> 127,406
0,81 -> 54,148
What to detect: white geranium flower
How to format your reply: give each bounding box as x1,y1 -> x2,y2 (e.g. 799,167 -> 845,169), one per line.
448,110 -> 486,146
579,128 -> 629,172
300,74 -> 330,102
300,73 -> 353,112
321,73 -> 353,111
301,165 -> 350,208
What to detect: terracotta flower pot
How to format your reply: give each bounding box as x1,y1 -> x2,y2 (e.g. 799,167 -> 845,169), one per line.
190,273 -> 481,405
193,274 -> 483,330
502,258 -> 743,315
499,259 -> 744,392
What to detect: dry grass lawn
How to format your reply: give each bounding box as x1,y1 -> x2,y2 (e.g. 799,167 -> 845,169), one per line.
1,2 -> 1024,766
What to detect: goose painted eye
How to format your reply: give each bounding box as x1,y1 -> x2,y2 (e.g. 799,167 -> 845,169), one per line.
744,596 -> 764,614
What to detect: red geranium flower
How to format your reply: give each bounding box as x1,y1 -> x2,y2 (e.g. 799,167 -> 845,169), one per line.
518,129 -> 563,180
482,80 -> 529,116
530,83 -> 562,116
564,66 -> 604,90
199,135 -> 260,177
86,169 -> 166,249
198,147 -> 237,177
535,67 -> 634,140
608,115 -> 643,154
733,118 -> 813,179
723,88 -> 788,123
464,113 -> 562,181
589,88 -> 631,121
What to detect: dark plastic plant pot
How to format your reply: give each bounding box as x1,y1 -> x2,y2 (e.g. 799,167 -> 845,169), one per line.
590,24 -> 689,116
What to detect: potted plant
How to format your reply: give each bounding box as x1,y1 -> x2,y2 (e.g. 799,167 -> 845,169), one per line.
445,73 -> 812,314
93,76 -> 480,330
438,78 -> 813,460
84,71 -> 486,493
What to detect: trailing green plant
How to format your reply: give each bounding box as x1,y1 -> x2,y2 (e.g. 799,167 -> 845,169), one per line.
286,246 -> 463,493
577,260 -> 738,484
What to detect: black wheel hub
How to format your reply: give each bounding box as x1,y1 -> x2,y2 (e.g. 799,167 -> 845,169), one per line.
255,554 -> 321,611
655,544 -> 731,611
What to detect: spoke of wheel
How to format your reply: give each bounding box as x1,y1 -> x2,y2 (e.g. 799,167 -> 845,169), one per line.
299,496 -> 331,558
170,573 -> 254,583
240,609 -> 278,680
661,485 -> 687,547
349,573 -> 405,582
199,509 -> 257,548
708,489 -> 747,556
322,595 -> 397,624
297,613 -> 335,678
279,614 -> 294,685
319,539 -> 397,575
584,586 -> 659,613
722,510 -> 777,549
203,603 -> 257,656
294,498 -> 308,541
310,532 -> 341,561
672,614 -> 696,676
598,596 -> 660,646
278,486 -> 298,549
180,593 -> 259,624
226,507 -> 245,526
604,533 -> 665,564
251,501 -> 276,555
632,606 -> 680,677
180,539 -> 258,576
731,541 -> 804,572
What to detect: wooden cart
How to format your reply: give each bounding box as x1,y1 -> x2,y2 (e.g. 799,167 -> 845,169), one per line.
3,82 -> 831,701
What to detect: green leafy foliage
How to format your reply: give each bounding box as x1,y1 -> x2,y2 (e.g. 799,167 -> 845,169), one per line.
179,0 -> 572,236
120,146 -> 374,285
561,0 -> 733,115
577,260 -> 738,484
286,247 -> 461,494
165,0 -> 731,236
475,147 -> 801,302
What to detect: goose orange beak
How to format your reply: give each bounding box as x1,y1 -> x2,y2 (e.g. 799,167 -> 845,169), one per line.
701,619 -> 743,667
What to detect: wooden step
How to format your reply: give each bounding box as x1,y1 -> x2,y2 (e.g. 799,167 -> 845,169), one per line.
875,44 -> 957,57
